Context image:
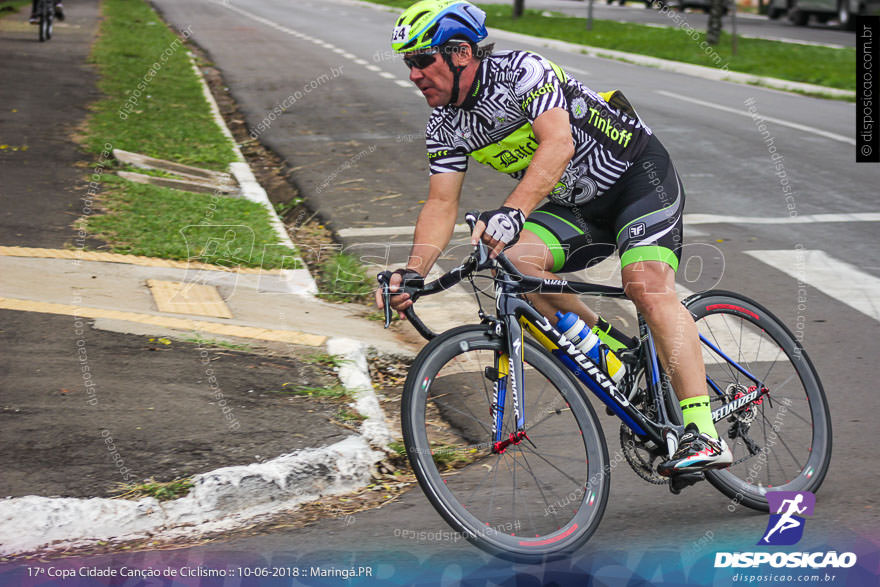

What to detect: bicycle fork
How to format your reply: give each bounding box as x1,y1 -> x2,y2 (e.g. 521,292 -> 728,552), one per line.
488,317 -> 533,454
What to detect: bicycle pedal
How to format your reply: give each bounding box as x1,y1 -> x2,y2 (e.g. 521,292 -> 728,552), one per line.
668,472 -> 705,495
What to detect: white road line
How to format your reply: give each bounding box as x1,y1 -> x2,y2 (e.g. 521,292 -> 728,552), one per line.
353,58 -> 369,65
338,224 -> 471,238
745,249 -> 880,322
654,90 -> 855,145
395,80 -> 411,88
684,213 -> 880,225
212,1 -> 403,93
563,65 -> 590,76
337,213 -> 880,238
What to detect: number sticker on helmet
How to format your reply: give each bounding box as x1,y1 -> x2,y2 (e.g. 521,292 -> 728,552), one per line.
392,25 -> 410,43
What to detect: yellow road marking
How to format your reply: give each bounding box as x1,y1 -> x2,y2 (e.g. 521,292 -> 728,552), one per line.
0,297 -> 326,346
147,279 -> 233,319
0,246 -> 280,274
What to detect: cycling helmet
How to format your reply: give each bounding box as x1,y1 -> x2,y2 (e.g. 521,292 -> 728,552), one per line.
391,0 -> 487,54
391,1 -> 488,106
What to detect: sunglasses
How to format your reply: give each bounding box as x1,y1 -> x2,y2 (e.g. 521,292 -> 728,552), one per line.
403,50 -> 439,70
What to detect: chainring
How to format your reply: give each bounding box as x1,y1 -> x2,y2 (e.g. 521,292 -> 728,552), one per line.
620,374 -> 667,485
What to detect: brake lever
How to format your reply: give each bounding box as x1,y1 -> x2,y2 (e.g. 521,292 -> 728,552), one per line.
464,210 -> 493,270
376,273 -> 393,329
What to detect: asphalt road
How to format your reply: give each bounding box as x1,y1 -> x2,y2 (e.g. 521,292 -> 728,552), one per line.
110,0 -> 879,580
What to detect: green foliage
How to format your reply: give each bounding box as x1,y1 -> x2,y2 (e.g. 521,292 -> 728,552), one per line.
336,408 -> 367,423
303,352 -> 351,369
317,253 -> 374,303
275,384 -> 352,399
114,477 -> 194,501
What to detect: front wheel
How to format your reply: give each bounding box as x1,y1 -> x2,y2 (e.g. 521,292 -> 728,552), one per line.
683,291 -> 832,511
39,3 -> 53,42
401,325 -> 610,560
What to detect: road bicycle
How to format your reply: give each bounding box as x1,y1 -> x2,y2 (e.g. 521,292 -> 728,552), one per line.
378,211 -> 831,560
35,0 -> 53,42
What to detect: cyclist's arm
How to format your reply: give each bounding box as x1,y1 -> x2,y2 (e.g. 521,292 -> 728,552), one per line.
472,108 -> 574,254
407,171 -> 465,276
375,171 -> 464,314
503,107 -> 573,216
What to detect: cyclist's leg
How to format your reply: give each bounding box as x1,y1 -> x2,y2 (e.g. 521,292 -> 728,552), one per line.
612,137 -> 718,439
505,204 -> 616,330
505,230 -> 597,327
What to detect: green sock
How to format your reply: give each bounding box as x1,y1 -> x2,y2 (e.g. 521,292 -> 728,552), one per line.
680,395 -> 718,439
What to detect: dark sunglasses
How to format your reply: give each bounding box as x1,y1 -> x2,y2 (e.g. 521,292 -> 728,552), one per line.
403,51 -> 439,70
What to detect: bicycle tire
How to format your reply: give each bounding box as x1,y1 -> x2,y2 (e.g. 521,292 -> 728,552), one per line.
39,2 -> 52,42
401,324 -> 609,560
683,290 -> 832,511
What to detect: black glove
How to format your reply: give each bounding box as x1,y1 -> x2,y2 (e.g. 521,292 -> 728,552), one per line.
478,207 -> 526,247
378,268 -> 424,291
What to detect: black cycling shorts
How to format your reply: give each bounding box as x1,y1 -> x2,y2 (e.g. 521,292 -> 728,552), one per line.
523,134 -> 684,272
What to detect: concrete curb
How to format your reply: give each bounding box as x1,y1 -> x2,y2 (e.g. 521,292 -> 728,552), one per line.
188,55 -> 318,296
488,28 -> 854,99
0,437 -> 381,556
327,338 -> 394,449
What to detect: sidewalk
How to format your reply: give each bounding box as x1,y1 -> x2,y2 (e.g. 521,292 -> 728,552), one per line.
0,1 -> 409,557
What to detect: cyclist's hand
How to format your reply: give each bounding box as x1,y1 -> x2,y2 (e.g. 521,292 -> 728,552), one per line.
375,269 -> 423,318
472,207 -> 525,258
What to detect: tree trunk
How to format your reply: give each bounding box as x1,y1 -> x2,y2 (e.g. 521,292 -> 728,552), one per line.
513,0 -> 525,18
706,0 -> 724,45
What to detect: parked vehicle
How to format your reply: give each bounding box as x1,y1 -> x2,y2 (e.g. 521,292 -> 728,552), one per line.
767,0 -> 880,29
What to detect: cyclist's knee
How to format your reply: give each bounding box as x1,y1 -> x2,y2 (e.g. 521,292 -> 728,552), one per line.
622,261 -> 677,315
506,232 -> 555,276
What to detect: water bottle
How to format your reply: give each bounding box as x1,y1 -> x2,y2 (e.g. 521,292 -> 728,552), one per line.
555,311 -> 626,385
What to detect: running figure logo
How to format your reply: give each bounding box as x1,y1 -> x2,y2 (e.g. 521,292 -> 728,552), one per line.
759,491 -> 815,546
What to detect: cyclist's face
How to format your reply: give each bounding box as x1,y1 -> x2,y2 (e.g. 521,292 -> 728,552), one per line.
406,52 -> 453,107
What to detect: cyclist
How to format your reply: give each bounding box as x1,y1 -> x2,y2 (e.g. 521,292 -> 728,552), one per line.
29,0 -> 64,24
377,0 -> 732,475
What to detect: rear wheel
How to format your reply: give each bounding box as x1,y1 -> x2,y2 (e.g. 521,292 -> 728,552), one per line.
790,8 -> 809,25
683,291 -> 832,511
401,325 -> 610,560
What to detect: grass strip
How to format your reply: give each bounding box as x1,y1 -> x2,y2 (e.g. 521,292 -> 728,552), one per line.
0,1 -> 30,18
83,176 -> 298,269
81,0 -> 296,265
86,0 -> 236,169
368,1 -> 855,91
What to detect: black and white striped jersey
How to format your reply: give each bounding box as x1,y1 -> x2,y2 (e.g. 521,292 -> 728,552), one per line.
425,50 -> 652,206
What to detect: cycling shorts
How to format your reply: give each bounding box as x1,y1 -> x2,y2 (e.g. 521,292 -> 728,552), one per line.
523,134 -> 684,273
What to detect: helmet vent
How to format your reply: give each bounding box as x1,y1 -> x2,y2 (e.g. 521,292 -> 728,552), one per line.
444,14 -> 473,29
423,22 -> 440,40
